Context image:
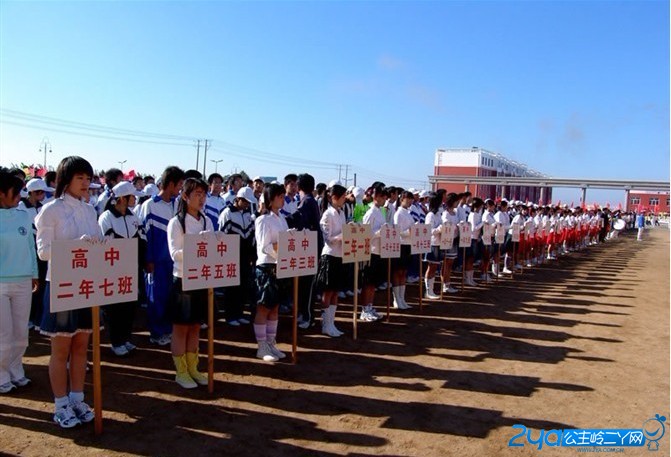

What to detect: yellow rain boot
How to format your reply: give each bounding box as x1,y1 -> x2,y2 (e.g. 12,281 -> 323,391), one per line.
172,355 -> 197,389
185,352 -> 208,386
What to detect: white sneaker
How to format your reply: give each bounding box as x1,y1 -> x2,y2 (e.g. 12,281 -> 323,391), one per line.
425,291 -> 440,300
12,377 -> 31,387
267,339 -> 286,359
358,311 -> 376,322
256,342 -> 279,362
377,282 -> 388,291
526,262 -> 533,268
337,291 -> 346,299
0,382 -> 16,394
345,290 -> 354,297
124,341 -> 137,352
238,318 -> 250,325
442,284 -> 458,294
53,404 -> 81,428
150,334 -> 171,346
369,306 -> 383,319
502,268 -> 513,274
111,345 -> 129,357
406,276 -> 419,284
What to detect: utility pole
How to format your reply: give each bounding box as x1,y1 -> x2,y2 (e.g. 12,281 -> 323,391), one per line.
338,165 -> 342,183
195,140 -> 201,170
353,173 -> 357,187
118,160 -> 127,171
202,140 -> 210,176
344,165 -> 349,187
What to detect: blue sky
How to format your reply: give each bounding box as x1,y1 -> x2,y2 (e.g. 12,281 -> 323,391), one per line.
1,0 -> 668,205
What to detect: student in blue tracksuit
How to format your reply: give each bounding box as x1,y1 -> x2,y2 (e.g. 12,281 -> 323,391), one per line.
204,173 -> 225,229
138,166 -> 185,346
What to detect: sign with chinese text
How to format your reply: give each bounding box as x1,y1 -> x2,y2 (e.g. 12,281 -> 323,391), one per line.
277,230 -> 318,279
342,223 -> 371,264
182,233 -> 240,291
439,222 -> 456,250
379,224 -> 401,259
51,239 -> 138,312
482,223 -> 493,246
511,224 -> 521,242
410,223 -> 431,255
495,224 -> 506,244
458,222 -> 472,248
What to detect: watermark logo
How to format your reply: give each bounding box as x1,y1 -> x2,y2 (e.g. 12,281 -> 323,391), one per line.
508,414 -> 667,451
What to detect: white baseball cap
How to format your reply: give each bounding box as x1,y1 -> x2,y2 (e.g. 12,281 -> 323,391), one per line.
236,187 -> 257,203
252,176 -> 264,183
26,178 -> 55,193
143,183 -> 159,196
419,190 -> 430,198
352,187 -> 364,199
328,179 -> 342,189
112,181 -> 143,198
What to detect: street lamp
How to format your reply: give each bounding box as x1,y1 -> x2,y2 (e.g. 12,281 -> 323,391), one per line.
39,137 -> 52,170
211,159 -> 223,173
118,160 -> 127,171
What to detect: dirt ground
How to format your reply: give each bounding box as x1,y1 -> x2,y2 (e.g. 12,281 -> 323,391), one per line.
1,228 -> 669,457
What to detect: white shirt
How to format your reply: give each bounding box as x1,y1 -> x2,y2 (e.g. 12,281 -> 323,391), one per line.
393,206 -> 414,245
425,211 -> 442,246
35,194 -> 101,280
255,211 -> 288,265
320,206 -> 346,257
468,210 -> 484,240
494,210 -> 511,231
363,205 -> 385,255
167,213 -> 214,278
510,213 -> 525,235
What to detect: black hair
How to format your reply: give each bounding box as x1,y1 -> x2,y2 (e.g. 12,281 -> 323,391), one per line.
283,173 -> 298,186
161,166 -> 186,188
54,156 -> 94,198
103,193 -> 133,214
428,192 -> 442,214
8,167 -> 26,180
400,191 -> 414,200
262,183 -> 286,214
0,168 -> 24,200
371,183 -> 387,197
144,175 -> 155,184
471,197 -> 484,211
320,183 -> 346,213
44,171 -> 57,186
446,193 -> 459,208
297,173 -> 315,194
316,182 -> 327,196
104,168 -> 123,186
184,169 -> 203,180
176,178 -> 209,230
207,173 -> 224,185
132,176 -> 144,185
228,173 -> 242,186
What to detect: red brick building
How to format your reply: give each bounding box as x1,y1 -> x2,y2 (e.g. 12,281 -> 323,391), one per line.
627,190 -> 670,213
433,147 -> 552,203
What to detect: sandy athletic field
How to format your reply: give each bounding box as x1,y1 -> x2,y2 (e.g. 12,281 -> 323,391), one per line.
1,228 -> 669,456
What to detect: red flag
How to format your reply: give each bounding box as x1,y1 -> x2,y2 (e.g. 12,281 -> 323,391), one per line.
124,169 -> 136,181
36,167 -> 47,177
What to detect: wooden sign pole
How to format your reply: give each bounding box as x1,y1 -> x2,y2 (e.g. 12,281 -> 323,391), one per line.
418,256 -> 423,312
292,277 -> 299,364
353,262 -> 359,340
207,288 -> 214,393
461,247 -> 466,292
91,306 -> 103,436
386,259 -> 391,322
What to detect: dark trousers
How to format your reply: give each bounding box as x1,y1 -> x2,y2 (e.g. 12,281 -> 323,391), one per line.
104,301 -> 137,347
297,274 -> 317,323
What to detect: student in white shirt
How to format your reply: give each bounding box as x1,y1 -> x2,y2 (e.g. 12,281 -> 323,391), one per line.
359,185 -> 387,322
494,200 -> 512,274
204,173 -> 225,229
423,193 -> 444,299
465,198 -> 485,286
167,178 -> 213,389
440,193 -> 460,294
391,191 -> 414,309
36,156 -> 100,428
316,184 -> 347,337
481,199 -> 497,282
254,183 -> 289,362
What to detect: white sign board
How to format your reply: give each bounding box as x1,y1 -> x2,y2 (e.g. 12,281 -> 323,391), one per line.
182,233 -> 240,291
51,238 -> 138,312
277,230 -> 319,279
410,223 -> 431,255
482,223 -> 493,247
439,222 -> 456,250
458,222 -> 472,248
495,224 -> 506,244
511,224 -> 521,242
379,224 -> 401,259
342,223 -> 371,264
